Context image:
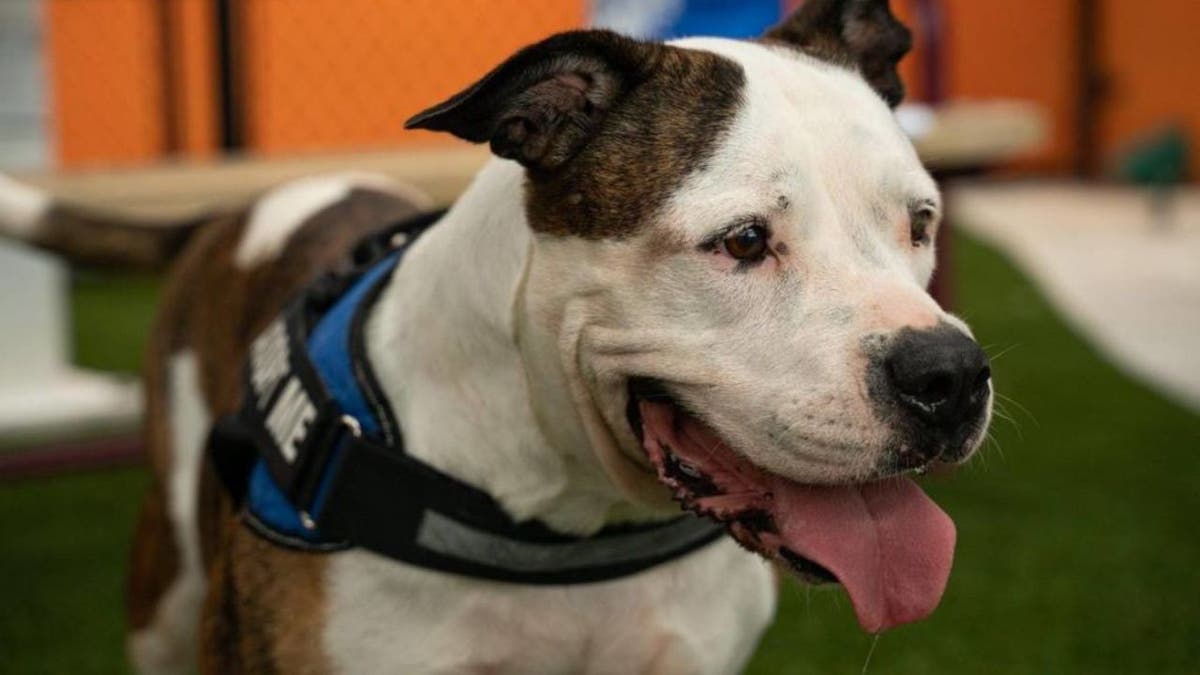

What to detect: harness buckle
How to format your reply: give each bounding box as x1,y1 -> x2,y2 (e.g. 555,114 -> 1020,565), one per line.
291,413 -> 368,528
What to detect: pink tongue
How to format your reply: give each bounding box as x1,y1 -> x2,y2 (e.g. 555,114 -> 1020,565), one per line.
639,400 -> 956,633
768,476 -> 956,633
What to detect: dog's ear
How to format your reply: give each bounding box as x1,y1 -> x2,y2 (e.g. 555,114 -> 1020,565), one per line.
764,0 -> 912,107
405,30 -> 658,172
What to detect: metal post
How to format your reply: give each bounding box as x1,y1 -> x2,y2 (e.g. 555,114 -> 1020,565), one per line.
215,0 -> 244,151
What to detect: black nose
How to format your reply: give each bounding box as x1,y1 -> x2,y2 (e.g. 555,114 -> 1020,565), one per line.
885,326 -> 991,431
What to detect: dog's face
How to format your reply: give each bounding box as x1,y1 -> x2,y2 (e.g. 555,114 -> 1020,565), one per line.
410,0 -> 991,632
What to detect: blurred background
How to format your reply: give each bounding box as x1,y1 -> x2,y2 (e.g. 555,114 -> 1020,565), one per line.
0,1 -> 1196,673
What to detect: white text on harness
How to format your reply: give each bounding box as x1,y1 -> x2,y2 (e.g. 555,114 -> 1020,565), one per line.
250,318 -> 316,463
265,377 -> 315,463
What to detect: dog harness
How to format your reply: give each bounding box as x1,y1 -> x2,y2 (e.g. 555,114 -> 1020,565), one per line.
209,211 -> 724,584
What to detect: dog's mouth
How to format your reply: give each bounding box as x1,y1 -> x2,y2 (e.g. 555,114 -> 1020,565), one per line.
626,379 -> 956,633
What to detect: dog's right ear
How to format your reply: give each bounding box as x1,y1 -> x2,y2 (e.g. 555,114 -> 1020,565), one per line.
764,0 -> 912,108
405,30 -> 657,172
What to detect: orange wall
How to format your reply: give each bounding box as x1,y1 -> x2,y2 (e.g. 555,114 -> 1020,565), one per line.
45,0 -> 582,166
1101,0 -> 1200,174
43,0 -> 1200,177
168,0 -> 219,157
237,0 -> 583,153
45,0 -> 167,167
938,0 -> 1078,173
45,0 -> 217,166
903,0 -> 1200,176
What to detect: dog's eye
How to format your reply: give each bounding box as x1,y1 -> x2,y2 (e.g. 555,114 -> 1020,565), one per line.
910,207 -> 936,247
723,225 -> 769,260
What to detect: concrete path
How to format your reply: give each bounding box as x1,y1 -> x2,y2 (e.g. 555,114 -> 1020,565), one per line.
954,183 -> 1200,412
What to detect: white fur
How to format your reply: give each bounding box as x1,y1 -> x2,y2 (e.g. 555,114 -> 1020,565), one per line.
324,538 -> 775,675
543,38 -> 964,490
331,37 -> 990,674
235,172 -> 430,268
366,159 -> 651,535
649,38 -> 946,482
0,173 -> 50,238
129,352 -> 209,675
345,159 -> 777,674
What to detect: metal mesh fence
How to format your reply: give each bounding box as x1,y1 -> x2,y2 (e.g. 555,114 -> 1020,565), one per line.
43,0 -> 585,167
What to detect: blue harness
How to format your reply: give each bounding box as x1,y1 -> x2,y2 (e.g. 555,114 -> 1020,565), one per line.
210,213 -> 724,584
243,248 -> 404,546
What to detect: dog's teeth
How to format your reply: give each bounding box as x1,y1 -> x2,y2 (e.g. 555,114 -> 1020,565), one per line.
666,450 -> 702,477
676,459 -> 702,478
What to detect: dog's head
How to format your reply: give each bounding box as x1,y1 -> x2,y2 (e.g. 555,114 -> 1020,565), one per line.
409,0 -> 991,632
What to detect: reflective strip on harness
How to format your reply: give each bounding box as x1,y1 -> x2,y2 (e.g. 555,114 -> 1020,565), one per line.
416,510 -> 723,575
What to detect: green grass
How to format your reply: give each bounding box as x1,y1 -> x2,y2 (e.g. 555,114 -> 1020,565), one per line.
1,231 -> 1197,674
69,270 -> 161,374
0,468 -> 146,675
0,270 -> 159,675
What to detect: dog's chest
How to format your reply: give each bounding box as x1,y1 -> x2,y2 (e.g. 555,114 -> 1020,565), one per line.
320,538 -> 776,675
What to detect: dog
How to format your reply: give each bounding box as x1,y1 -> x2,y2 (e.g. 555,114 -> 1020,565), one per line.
0,1 -> 992,672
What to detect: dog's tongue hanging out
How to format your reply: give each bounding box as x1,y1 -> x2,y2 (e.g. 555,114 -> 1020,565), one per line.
638,400 -> 956,633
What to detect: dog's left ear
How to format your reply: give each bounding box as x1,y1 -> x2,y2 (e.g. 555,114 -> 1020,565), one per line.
764,0 -> 912,107
405,30 -> 657,172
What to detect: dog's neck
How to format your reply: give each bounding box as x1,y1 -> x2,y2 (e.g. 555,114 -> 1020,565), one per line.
364,160 -> 656,535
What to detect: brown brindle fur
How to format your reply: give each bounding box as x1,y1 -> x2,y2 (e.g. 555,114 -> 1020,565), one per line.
127,188 -> 423,671
524,46 -> 744,240
406,30 -> 746,242
127,485 -> 181,630
201,520 -> 331,675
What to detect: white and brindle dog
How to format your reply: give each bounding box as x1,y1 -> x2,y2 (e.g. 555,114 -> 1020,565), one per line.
1,1 -> 992,672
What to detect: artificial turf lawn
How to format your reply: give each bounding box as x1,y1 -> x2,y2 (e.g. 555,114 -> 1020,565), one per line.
69,269 -> 161,375
1,231 -> 1197,674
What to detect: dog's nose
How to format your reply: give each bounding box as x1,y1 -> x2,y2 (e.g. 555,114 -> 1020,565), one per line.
885,327 -> 990,432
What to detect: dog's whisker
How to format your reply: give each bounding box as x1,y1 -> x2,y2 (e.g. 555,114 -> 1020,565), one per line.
989,401 -> 1023,437
995,391 -> 1038,426
983,430 -> 1005,461
984,342 -> 1022,362
991,406 -> 1015,424
861,633 -> 882,675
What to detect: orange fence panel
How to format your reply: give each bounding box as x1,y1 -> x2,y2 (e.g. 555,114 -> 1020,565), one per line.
237,0 -> 584,153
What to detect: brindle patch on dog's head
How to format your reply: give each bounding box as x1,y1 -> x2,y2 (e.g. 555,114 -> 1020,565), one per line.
526,46 -> 744,239
407,1 -> 913,240
407,29 -> 745,240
